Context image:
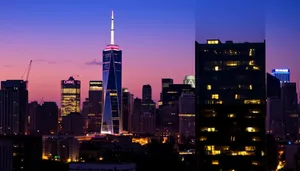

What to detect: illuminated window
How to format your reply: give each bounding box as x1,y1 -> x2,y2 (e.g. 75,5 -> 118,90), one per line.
249,49 -> 255,56
200,136 -> 207,141
249,60 -> 255,66
214,66 -> 219,71
252,161 -> 259,165
205,113 -> 216,117
246,127 -> 259,132
225,61 -> 238,66
110,92 -> 117,96
62,88 -> 77,94
253,66 -> 260,70
244,100 -> 261,104
228,114 -> 235,118
234,94 -> 240,99
249,109 -> 260,113
207,85 -> 212,90
201,127 -> 216,132
252,137 -> 261,141
249,85 -> 253,90
207,40 -> 219,44
216,100 -> 223,104
245,146 -> 256,151
261,151 -> 265,156
212,160 -> 219,165
230,136 -> 235,141
211,94 -> 219,99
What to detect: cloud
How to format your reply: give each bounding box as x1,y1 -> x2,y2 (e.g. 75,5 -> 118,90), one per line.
34,59 -> 57,64
85,59 -> 102,66
3,64 -> 13,67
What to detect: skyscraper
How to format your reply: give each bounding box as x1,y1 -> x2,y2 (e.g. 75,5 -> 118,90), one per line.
271,68 -> 290,83
196,40 -> 266,170
88,81 -> 103,132
142,84 -> 152,102
0,80 -> 28,135
183,75 -> 195,88
61,76 -> 81,117
101,11 -> 122,134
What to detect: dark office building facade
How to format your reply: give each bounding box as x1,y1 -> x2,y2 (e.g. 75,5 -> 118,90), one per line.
0,80 -> 28,135
142,84 -> 152,102
88,81 -> 103,132
196,40 -> 266,171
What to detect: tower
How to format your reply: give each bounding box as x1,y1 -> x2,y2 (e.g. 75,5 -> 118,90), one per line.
101,11 -> 122,134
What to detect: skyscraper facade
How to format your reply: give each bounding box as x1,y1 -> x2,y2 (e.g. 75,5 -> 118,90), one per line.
196,40 -> 266,171
88,81 -> 103,132
142,84 -> 152,102
271,68 -> 290,83
61,77 -> 81,117
0,80 -> 28,135
101,11 -> 122,134
183,75 -> 195,88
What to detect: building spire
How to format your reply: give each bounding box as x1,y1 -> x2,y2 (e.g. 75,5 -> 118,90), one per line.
110,10 -> 114,45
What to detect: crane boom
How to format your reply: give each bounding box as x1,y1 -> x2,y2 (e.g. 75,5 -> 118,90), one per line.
26,60 -> 32,82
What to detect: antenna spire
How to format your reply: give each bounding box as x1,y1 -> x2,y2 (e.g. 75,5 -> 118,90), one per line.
110,10 -> 114,45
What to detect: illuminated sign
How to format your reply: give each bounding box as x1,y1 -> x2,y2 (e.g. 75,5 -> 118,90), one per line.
90,82 -> 102,85
274,69 -> 289,73
64,80 -> 74,84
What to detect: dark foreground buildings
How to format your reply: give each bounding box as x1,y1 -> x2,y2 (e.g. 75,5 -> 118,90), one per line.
196,40 -> 266,171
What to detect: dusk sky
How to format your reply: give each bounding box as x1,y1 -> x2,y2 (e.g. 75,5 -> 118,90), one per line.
1,0 -> 300,105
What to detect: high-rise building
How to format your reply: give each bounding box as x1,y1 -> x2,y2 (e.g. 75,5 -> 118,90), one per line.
122,88 -> 130,132
179,93 -> 195,143
271,68 -> 290,83
160,78 -> 173,101
101,11 -> 122,134
196,40 -> 266,170
281,83 -> 298,140
61,77 -> 80,117
161,84 -> 193,133
62,112 -> 86,136
0,80 -> 28,135
142,84 -> 152,102
88,81 -> 103,132
183,75 -> 195,88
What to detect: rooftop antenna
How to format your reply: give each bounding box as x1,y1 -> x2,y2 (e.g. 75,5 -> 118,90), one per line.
110,10 -> 114,45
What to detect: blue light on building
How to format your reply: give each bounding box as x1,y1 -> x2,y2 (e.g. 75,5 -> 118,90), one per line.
271,69 -> 290,83
101,11 -> 122,134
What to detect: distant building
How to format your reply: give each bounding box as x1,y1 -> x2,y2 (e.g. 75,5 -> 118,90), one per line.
88,81 -> 103,133
61,77 -> 81,117
122,88 -> 132,132
43,135 -> 80,162
62,112 -> 87,136
142,84 -> 152,102
183,75 -> 195,88
179,93 -> 195,142
272,68 -> 290,83
0,135 -> 42,171
282,83 -> 298,140
69,163 -> 136,171
0,80 -> 28,135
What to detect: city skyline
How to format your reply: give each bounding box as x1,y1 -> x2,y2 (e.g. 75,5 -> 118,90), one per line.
0,0 -> 194,104
1,0 -> 300,105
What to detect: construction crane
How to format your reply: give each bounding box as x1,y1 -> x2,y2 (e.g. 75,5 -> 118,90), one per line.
21,60 -> 32,88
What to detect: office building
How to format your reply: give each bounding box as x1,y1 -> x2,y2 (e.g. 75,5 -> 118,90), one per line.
196,40 -> 266,170
281,83 -> 298,140
101,11 -> 123,134
271,68 -> 290,83
122,88 -> 131,132
43,135 -> 80,162
161,84 -> 193,133
0,80 -> 28,135
183,75 -> 195,88
62,112 -> 87,136
266,74 -> 283,138
142,84 -> 152,102
61,77 -> 81,117
88,81 -> 103,132
179,93 -> 195,143
0,135 -> 42,171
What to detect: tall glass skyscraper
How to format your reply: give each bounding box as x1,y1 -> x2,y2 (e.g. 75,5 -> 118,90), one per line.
271,68 -> 290,83
61,76 -> 81,117
101,11 -> 122,134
